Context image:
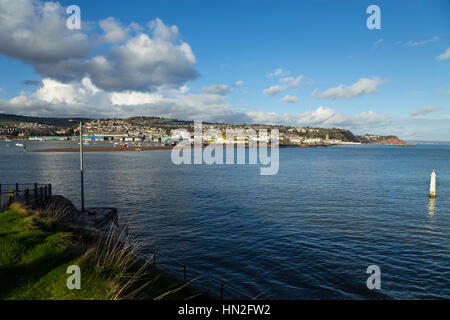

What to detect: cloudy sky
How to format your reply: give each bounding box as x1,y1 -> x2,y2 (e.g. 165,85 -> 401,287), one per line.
0,0 -> 449,140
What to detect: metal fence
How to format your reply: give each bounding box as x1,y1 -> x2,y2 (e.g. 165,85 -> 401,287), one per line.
147,250 -> 269,300
0,183 -> 52,211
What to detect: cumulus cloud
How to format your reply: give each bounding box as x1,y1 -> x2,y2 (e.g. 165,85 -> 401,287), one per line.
436,48 -> 450,61
313,77 -> 385,100
200,84 -> 233,95
0,76 -> 390,130
267,68 -> 288,77
280,95 -> 298,103
86,18 -> 198,91
0,0 -> 198,92
234,80 -> 244,87
281,75 -> 303,88
98,17 -> 130,43
263,85 -> 286,96
0,76 -> 250,122
247,107 -> 388,127
411,106 -> 442,116
0,0 -> 91,78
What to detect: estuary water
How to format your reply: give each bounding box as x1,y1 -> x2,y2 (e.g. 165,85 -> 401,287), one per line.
1,141 -> 449,299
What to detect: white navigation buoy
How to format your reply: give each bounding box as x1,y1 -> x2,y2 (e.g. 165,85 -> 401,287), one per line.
429,170 -> 436,198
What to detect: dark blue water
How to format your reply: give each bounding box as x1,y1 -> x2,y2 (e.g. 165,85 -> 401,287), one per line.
1,141 -> 449,299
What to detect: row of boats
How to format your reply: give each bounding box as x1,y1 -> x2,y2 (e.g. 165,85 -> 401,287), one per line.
4,142 -> 24,147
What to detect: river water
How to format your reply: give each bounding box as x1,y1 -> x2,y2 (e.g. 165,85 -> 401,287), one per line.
1,141 -> 449,299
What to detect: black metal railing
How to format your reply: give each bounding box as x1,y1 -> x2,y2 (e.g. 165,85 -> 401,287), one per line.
0,183 -> 52,210
149,250 -> 266,300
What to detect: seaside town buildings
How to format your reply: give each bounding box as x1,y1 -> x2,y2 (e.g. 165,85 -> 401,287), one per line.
0,118 -> 366,145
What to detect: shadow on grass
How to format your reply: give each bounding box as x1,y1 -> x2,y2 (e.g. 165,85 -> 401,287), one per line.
0,248 -> 81,299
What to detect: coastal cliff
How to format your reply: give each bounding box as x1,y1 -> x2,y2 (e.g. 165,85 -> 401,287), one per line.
375,137 -> 406,145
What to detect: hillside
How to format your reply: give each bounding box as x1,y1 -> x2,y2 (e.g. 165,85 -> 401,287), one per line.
0,113 -> 91,127
0,113 -> 403,143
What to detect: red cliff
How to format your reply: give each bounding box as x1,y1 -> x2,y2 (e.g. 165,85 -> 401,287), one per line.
376,137 -> 406,145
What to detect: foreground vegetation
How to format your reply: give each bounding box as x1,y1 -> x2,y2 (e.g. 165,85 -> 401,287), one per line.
0,203 -> 210,300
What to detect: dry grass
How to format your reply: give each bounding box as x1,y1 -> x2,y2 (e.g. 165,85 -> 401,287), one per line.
38,200 -> 73,222
9,202 -> 29,215
88,224 -> 153,299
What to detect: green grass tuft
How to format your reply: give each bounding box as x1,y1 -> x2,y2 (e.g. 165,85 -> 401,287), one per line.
0,204 -> 211,300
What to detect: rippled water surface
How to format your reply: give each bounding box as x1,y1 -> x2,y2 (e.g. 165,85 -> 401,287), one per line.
1,141 -> 449,299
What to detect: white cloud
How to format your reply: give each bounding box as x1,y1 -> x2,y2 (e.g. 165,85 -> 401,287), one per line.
411,106 -> 442,116
110,91 -> 163,105
0,0 -> 198,92
87,20 -> 198,91
267,68 -> 288,78
234,80 -> 244,87
247,107 -> 388,127
397,36 -> 440,47
0,0 -> 91,76
98,17 -> 129,43
200,84 -> 233,95
263,85 -> 287,96
0,76 -> 391,130
313,77 -> 385,100
280,75 -> 304,88
280,95 -> 298,103
0,77 -> 250,122
436,48 -> 450,61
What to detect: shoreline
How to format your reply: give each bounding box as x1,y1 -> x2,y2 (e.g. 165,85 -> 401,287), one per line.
29,144 -> 339,153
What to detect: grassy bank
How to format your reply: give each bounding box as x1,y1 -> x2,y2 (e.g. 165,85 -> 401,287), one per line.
0,203 -> 210,300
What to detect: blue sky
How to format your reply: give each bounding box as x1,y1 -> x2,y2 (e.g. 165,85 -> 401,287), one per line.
0,0 -> 449,140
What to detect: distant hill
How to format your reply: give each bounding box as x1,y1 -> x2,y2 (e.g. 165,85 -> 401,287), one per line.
0,113 -> 403,143
0,113 -> 91,127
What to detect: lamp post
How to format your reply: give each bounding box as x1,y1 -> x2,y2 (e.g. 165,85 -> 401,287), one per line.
80,122 -> 85,213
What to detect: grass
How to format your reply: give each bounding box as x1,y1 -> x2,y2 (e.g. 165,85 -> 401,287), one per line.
0,203 -> 212,300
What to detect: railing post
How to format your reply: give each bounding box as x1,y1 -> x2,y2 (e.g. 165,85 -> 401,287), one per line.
39,186 -> 43,205
33,183 -> 38,208
48,184 -> 52,197
0,184 -> 2,209
44,185 -> 48,201
8,189 -> 14,206
25,189 -> 30,207
16,183 -> 19,192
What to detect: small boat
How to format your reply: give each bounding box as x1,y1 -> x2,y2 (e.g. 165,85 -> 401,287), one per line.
15,143 -> 24,147
136,144 -> 143,152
